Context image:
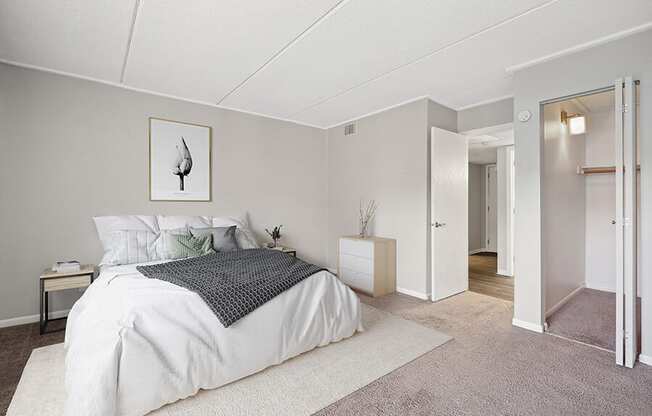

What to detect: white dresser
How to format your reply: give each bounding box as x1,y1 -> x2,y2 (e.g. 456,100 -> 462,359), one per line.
337,236 -> 396,297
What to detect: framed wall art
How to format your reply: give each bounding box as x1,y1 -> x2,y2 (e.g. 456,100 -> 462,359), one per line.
149,117 -> 211,201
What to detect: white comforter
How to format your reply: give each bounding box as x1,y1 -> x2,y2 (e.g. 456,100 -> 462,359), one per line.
64,260 -> 362,416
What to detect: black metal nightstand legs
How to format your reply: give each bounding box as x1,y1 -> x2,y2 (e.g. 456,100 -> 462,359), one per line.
39,280 -> 45,335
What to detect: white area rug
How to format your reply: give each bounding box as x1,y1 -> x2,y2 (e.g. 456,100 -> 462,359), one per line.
8,305 -> 450,416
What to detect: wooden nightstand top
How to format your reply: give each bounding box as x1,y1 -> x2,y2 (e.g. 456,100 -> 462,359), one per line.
341,235 -> 396,243
266,246 -> 297,256
269,246 -> 295,252
40,265 -> 96,280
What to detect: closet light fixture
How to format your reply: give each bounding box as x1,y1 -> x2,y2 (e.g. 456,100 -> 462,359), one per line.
561,110 -> 586,135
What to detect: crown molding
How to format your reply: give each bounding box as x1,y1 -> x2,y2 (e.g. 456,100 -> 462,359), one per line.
0,58 -> 326,130
324,95 -> 429,129
506,22 -> 652,74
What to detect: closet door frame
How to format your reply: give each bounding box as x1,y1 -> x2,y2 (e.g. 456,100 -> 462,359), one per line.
623,76 -> 638,368
615,78 -> 625,366
615,77 -> 638,368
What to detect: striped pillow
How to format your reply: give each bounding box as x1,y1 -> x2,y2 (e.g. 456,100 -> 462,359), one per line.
101,230 -> 160,266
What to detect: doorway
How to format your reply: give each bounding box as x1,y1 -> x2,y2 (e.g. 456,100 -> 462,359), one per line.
464,124 -> 515,302
541,80 -> 640,367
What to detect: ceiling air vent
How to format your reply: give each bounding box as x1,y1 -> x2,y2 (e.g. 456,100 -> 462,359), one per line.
344,122 -> 356,136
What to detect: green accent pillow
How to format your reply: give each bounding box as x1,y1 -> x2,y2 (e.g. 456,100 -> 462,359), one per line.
168,233 -> 215,259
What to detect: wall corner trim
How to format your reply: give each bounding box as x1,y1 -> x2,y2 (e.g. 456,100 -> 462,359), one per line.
545,284 -> 585,318
0,309 -> 70,329
639,354 -> 652,366
396,287 -> 430,300
512,318 -> 544,333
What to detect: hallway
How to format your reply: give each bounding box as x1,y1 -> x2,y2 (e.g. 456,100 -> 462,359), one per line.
468,253 -> 513,301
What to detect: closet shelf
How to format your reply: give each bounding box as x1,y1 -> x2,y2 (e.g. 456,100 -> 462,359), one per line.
576,165 -> 641,175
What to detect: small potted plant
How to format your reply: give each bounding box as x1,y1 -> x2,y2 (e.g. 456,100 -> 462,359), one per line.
265,225 -> 283,248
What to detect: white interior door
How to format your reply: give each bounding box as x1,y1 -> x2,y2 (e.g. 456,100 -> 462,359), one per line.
615,77 -> 638,368
431,127 -> 468,301
486,165 -> 498,252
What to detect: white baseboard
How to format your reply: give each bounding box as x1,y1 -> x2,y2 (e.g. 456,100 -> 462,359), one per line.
496,268 -> 513,277
639,354 -> 652,366
468,248 -> 490,255
545,284 -> 585,318
512,318 -> 544,333
396,287 -> 429,300
0,309 -> 70,329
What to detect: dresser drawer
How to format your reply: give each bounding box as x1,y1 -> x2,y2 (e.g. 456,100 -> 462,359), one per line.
339,238 -> 373,259
339,253 -> 373,275
339,267 -> 373,293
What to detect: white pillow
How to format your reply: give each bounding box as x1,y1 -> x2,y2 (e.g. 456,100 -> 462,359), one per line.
101,230 -> 160,266
212,214 -> 260,249
93,215 -> 159,252
157,215 -> 212,231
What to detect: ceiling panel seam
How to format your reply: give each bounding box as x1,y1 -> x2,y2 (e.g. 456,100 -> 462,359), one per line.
120,0 -> 144,83
505,21 -> 652,73
289,0 -> 560,118
0,58 -> 327,130
215,0 -> 350,104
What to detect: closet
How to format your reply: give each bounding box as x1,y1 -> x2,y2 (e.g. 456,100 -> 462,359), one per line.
542,78 -> 640,368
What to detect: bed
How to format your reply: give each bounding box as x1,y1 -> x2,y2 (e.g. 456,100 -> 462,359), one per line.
63,215 -> 362,416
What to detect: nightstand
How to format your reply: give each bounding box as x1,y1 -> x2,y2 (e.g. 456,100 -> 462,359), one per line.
267,246 -> 297,257
39,265 -> 95,334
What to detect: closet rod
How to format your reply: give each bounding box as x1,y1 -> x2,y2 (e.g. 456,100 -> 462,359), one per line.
577,165 -> 641,175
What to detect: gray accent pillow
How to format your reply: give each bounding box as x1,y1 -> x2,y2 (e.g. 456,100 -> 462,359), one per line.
190,226 -> 240,252
167,233 -> 215,259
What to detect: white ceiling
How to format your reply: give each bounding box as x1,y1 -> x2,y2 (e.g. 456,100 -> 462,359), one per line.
574,90 -> 615,113
469,147 -> 498,165
1,0 -> 651,128
466,126 -> 513,164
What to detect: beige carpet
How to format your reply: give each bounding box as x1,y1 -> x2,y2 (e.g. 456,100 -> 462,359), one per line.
546,288 -> 642,352
7,304 -> 450,416
316,291 -> 652,416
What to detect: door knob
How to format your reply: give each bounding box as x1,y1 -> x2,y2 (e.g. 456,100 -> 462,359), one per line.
433,221 -> 446,228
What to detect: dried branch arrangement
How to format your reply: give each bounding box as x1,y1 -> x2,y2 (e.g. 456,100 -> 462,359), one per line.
265,225 -> 283,247
358,200 -> 378,238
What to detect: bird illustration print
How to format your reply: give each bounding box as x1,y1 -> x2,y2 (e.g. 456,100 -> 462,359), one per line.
172,137 -> 193,191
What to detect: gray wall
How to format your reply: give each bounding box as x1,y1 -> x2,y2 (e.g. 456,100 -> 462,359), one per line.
327,99 -> 428,296
458,97 -> 513,132
542,100 -> 586,313
327,98 -> 456,297
468,163 -> 486,252
0,63 -> 329,321
512,28 -> 652,361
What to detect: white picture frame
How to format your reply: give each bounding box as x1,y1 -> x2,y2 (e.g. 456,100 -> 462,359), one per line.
149,118 -> 212,201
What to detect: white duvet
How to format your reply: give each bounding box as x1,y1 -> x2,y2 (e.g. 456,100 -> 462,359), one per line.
64,260 -> 362,416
